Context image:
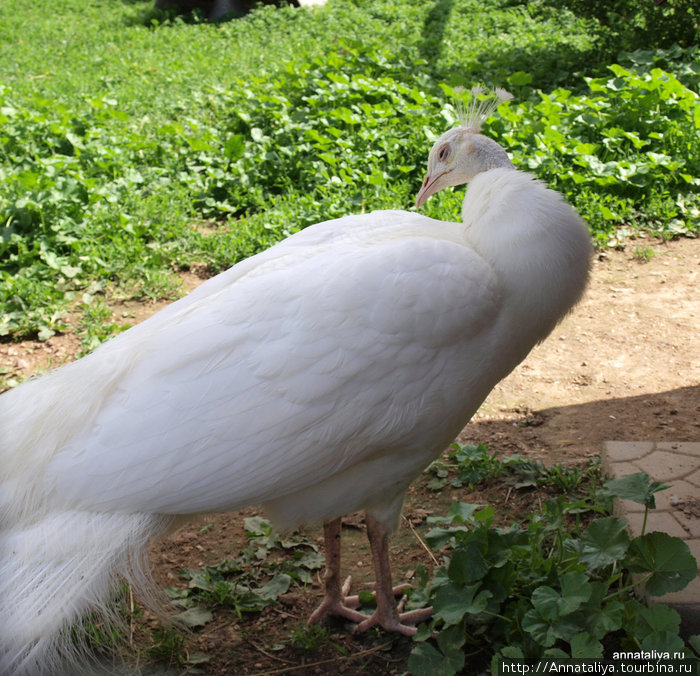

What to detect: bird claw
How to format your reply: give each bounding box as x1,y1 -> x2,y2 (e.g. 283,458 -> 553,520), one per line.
309,575 -> 432,636
343,580 -> 413,608
353,604 -> 434,636
308,598 -> 368,625
349,580 -> 433,635
340,575 -> 361,608
308,576 -> 366,624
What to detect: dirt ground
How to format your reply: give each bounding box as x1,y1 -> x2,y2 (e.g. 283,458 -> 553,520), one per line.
1,235 -> 698,674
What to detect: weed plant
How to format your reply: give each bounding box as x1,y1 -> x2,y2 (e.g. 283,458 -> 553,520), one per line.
164,516 -> 323,620
0,0 -> 698,341
408,449 -> 699,674
426,442 -> 601,495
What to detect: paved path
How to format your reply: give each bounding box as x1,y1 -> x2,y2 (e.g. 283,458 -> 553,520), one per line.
601,441 -> 700,635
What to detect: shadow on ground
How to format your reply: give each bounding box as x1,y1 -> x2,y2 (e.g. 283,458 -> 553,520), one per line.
460,385 -> 700,466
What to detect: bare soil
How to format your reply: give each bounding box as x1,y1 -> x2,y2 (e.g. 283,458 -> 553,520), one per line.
2,236 -> 698,674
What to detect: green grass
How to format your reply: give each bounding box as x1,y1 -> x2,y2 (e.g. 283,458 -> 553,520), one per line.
0,0 -> 698,340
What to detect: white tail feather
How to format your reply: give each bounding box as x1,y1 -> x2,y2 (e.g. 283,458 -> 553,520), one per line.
0,511 -> 171,675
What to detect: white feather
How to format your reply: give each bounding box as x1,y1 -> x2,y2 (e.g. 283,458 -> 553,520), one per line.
0,158 -> 591,672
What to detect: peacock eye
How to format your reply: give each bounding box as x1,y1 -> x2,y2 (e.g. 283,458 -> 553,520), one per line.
438,145 -> 450,161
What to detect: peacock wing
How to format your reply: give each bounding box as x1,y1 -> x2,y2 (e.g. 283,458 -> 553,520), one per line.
40,213 -> 502,518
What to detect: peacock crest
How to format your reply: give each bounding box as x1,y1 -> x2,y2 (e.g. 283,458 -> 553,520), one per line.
455,85 -> 513,133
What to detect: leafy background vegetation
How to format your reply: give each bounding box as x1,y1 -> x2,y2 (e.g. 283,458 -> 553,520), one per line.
0,0 -> 698,340
409,447 -> 699,673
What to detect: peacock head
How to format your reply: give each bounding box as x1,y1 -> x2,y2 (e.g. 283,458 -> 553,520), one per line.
416,87 -> 514,207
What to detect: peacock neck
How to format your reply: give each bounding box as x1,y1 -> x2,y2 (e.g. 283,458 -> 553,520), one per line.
462,167 -> 591,347
468,133 -> 515,175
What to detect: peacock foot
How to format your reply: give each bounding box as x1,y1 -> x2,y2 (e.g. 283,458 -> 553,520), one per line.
353,587 -> 433,636
309,576 -> 433,635
308,575 -> 367,625
354,606 -> 434,636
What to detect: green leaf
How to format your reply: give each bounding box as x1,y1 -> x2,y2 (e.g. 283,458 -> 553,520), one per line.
522,607 -> 583,647
559,572 -> 592,614
444,502 -> 485,524
585,599 -> 625,638
427,477 -> 448,490
640,631 -> 687,656
291,549 -> 324,571
570,632 -> 603,658
425,526 -> 461,551
433,582 -> 491,625
576,517 -> 630,569
244,516 -> 274,539
408,641 -> 463,676
436,624 -> 466,656
413,623 -> 433,642
37,325 -> 56,341
634,604 -> 681,638
599,473 -> 669,508
257,573 -> 291,601
531,586 -> 563,622
448,543 -> 489,584
224,134 -> 245,161
358,589 -> 375,606
688,635 -> 700,656
529,575 -> 591,622
172,606 -> 213,628
627,532 -> 698,596
507,71 -> 533,86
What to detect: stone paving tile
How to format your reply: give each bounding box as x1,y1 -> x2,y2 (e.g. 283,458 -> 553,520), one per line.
601,441 -> 700,635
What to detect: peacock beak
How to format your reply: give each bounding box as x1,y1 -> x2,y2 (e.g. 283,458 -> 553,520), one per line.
416,175 -> 432,208
416,169 -> 450,208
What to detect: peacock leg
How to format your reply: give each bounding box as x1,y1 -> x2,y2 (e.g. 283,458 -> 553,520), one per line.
353,513 -> 433,636
308,518 -> 367,625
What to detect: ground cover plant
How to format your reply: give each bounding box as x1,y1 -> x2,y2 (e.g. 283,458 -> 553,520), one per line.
112,449 -> 698,674
408,447 -> 699,674
1,0 -> 698,343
